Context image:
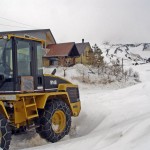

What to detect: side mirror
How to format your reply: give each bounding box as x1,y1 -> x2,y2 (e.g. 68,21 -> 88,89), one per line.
0,74 -> 5,86
51,69 -> 56,75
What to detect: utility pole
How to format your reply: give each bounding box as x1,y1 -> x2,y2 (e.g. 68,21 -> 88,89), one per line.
122,58 -> 124,74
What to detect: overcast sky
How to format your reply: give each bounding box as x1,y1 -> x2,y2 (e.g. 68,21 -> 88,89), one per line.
0,0 -> 150,45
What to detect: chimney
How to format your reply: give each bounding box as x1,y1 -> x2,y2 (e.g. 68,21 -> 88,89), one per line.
82,39 -> 84,43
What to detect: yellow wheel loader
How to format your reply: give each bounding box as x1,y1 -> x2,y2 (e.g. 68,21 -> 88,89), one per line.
0,34 -> 81,149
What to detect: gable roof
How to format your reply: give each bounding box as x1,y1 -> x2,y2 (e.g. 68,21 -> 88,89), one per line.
0,29 -> 56,44
45,42 -> 80,57
76,42 -> 92,55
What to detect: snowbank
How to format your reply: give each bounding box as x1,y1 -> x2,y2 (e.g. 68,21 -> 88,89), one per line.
43,64 -> 139,90
10,63 -> 150,150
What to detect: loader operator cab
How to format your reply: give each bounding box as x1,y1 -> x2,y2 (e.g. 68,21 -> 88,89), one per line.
0,35 -> 44,93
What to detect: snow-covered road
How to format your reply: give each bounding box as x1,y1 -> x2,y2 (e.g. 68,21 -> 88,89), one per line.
10,64 -> 150,150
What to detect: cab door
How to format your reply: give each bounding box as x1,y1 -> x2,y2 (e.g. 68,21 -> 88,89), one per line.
15,38 -> 43,92
32,41 -> 44,91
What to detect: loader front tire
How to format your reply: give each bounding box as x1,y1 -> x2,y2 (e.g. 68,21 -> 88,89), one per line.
0,114 -> 11,150
37,99 -> 71,143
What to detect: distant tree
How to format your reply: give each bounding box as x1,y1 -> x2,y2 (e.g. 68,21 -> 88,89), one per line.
92,44 -> 104,67
87,50 -> 95,66
91,44 -> 104,75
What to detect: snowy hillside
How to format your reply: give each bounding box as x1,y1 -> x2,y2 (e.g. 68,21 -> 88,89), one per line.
100,43 -> 150,65
9,63 -> 150,150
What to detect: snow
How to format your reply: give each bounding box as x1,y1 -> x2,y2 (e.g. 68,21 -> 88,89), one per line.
44,64 -> 139,90
9,63 -> 150,150
100,43 -> 150,65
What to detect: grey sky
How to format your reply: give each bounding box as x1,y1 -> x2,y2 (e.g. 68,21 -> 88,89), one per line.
0,0 -> 150,45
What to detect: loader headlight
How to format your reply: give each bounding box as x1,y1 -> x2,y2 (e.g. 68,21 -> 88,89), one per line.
3,35 -> 8,40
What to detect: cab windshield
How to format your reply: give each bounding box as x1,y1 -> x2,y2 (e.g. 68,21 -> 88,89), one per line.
0,39 -> 13,78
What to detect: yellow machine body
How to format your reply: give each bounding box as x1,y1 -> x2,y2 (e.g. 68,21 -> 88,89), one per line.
0,34 -> 81,128
0,77 -> 81,128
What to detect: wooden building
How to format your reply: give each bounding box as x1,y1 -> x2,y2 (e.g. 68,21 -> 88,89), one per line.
0,29 -> 56,66
75,39 -> 93,65
44,42 -> 80,66
0,30 -> 93,67
0,29 -> 56,45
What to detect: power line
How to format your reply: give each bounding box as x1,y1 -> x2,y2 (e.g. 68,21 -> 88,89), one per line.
0,23 -> 35,29
0,16 -> 38,29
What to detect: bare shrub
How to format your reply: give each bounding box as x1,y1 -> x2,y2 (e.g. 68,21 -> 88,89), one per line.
71,76 -> 90,83
128,67 -> 134,77
72,60 -> 140,85
77,65 -> 88,82
98,78 -> 107,84
133,71 -> 140,82
123,70 -> 128,82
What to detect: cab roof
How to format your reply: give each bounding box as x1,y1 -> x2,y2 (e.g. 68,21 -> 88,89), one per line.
0,34 -> 45,44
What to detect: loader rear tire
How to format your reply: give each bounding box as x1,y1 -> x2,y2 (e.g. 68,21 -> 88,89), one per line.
0,114 -> 11,150
36,99 -> 71,143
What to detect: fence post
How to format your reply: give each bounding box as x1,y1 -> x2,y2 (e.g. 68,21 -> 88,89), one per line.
122,58 -> 124,74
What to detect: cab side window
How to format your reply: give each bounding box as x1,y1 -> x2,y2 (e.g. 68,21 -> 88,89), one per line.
17,40 -> 31,76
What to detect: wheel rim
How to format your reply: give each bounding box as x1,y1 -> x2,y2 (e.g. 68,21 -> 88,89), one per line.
51,110 -> 66,133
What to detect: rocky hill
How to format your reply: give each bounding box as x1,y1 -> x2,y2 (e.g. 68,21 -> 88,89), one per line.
100,43 -> 150,65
